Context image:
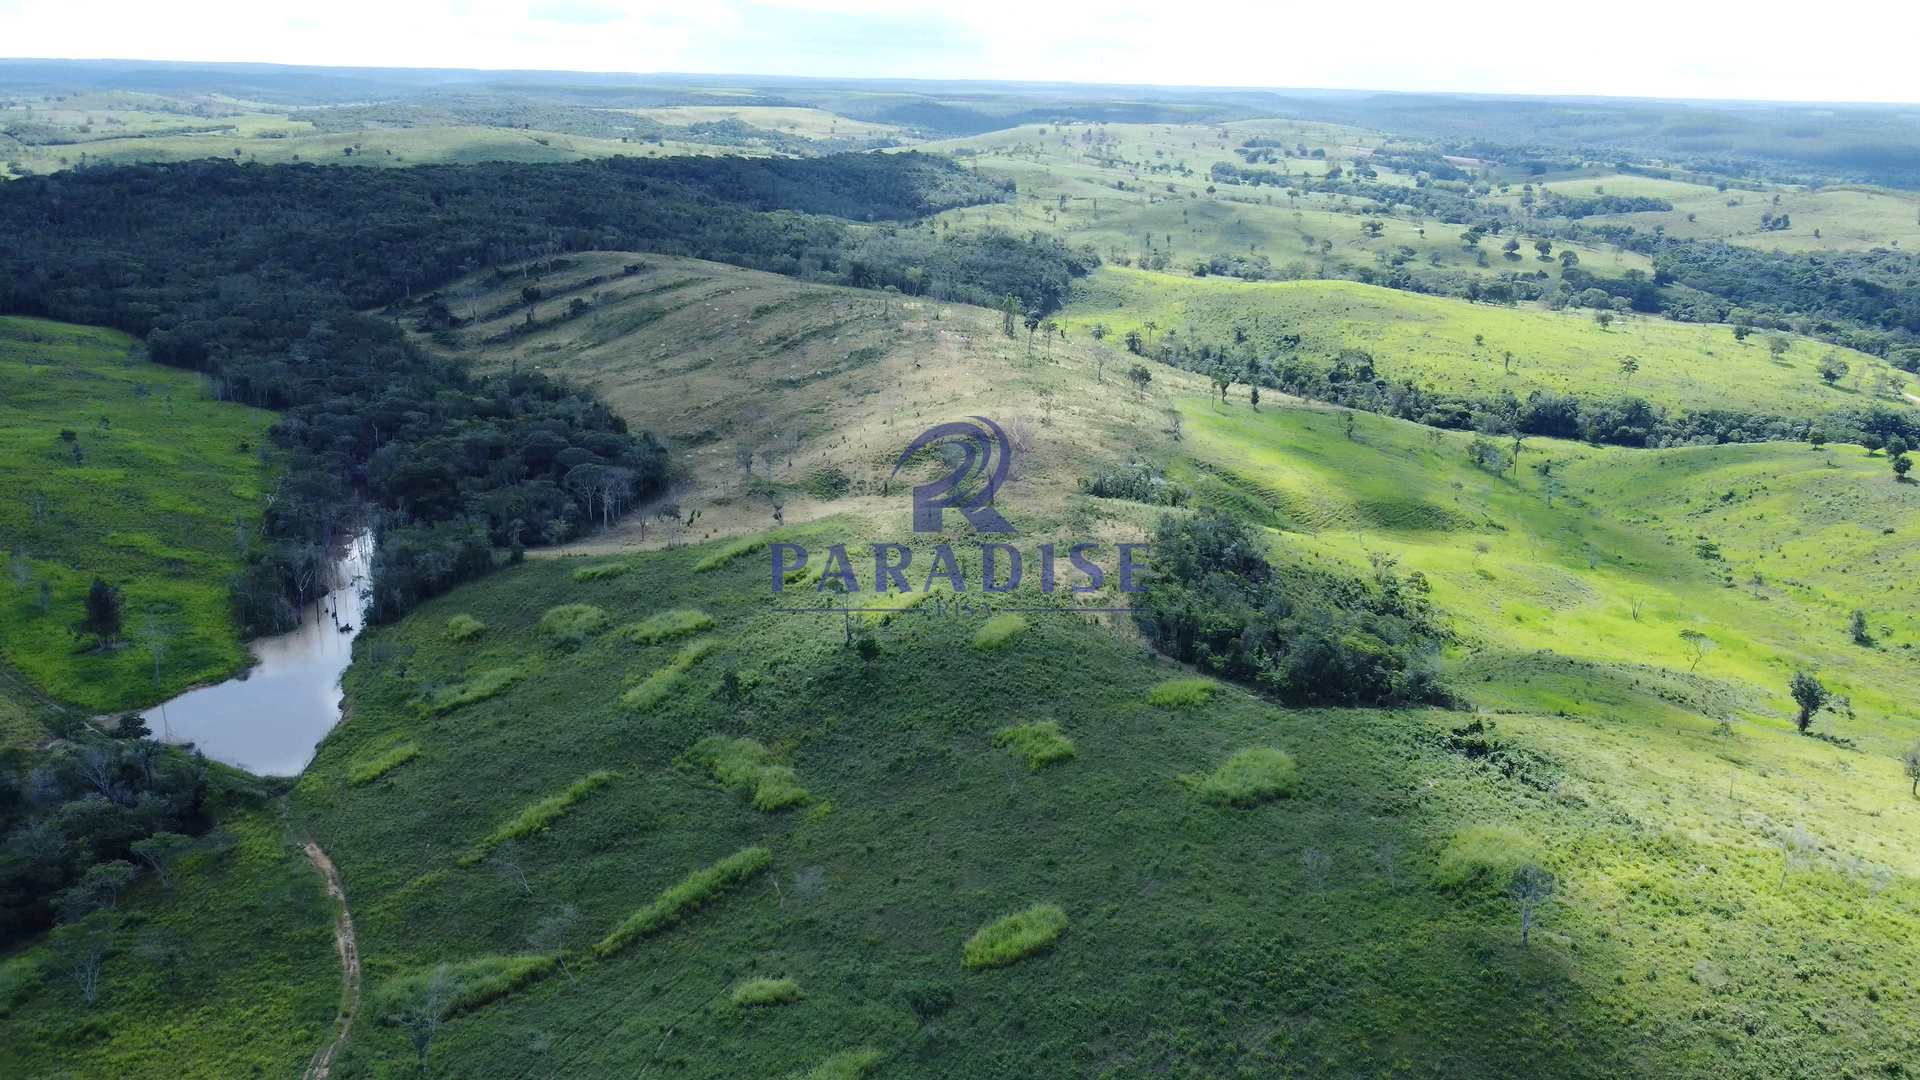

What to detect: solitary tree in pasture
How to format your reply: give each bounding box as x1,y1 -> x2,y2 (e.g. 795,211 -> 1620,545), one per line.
1789,671 -> 1830,733
76,578 -> 123,649
1894,453 -> 1913,481
1850,609 -> 1872,646
489,840 -> 532,896
1903,743 -> 1920,798
1210,366 -> 1232,405
395,963 -> 457,1073
1594,311 -> 1614,330
1617,356 -> 1638,380
1768,336 -> 1792,363
1127,364 -> 1153,399
1817,354 -> 1849,385
1679,629 -> 1714,671
528,904 -> 580,982
1509,864 -> 1554,946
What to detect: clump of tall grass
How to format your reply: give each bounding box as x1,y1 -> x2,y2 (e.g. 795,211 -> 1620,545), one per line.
731,976 -> 804,1007
539,603 -> 610,649
1147,677 -> 1215,708
620,608 -> 714,644
593,846 -> 772,957
687,736 -> 809,810
459,770 -> 617,865
1433,824 -> 1543,889
992,722 -> 1076,769
445,614 -> 486,642
570,561 -> 630,583
621,638 -> 719,710
973,613 -> 1029,650
348,742 -> 421,786
1184,747 -> 1298,806
788,1050 -> 884,1080
372,954 -> 557,1022
693,536 -> 766,572
421,666 -> 522,715
962,903 -> 1067,969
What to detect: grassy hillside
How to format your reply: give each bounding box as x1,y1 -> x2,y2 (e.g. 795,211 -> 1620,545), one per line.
177,447 -> 1899,1077
0,317 -> 275,715
1063,267 -> 1912,420
0,806 -> 340,1078
403,253 -> 1187,543
918,121 -> 1654,284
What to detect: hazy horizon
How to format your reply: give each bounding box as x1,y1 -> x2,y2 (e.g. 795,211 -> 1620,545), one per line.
2,0 -> 1918,106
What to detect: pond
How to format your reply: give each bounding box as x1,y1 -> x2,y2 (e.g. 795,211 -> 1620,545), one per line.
153,532 -> 371,776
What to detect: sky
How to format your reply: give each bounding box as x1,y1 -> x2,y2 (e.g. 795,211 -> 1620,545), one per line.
2,0 -> 1918,105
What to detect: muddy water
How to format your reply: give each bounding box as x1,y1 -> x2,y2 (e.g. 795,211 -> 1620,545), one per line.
154,532 -> 371,776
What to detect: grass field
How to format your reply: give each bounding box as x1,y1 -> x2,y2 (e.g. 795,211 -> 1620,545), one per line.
0,805 -> 341,1078
0,316 -> 275,715
1493,174 -> 1920,254
1063,267 -> 1912,419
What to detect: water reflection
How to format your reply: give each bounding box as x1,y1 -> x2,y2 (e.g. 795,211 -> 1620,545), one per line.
155,532 -> 371,776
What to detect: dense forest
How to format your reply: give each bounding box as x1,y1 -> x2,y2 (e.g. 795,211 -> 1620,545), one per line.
0,153 -> 1089,624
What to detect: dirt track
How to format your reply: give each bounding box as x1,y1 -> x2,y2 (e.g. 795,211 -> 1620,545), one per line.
302,841 -> 360,1080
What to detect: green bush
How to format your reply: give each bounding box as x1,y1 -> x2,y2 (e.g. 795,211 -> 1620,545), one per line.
348,742 -> 421,786
789,1050 -> 884,1080
570,562 -> 630,583
445,614 -> 486,642
962,903 -> 1068,969
1147,677 -> 1216,708
421,667 -> 522,715
538,603 -> 610,645
1433,824 -> 1543,889
688,736 -> 809,810
804,465 -> 852,500
621,608 -> 715,644
992,722 -> 1076,769
732,976 -> 804,1007
1185,747 -> 1298,806
621,639 -> 719,711
693,536 -> 767,572
594,846 -> 772,956
973,613 -> 1030,650
371,954 -> 557,1022
459,771 -> 617,865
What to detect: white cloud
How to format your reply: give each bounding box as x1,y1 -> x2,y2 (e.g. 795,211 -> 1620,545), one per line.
1,0 -> 1915,103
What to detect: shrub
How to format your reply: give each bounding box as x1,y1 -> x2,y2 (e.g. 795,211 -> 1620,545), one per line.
1185,747 -> 1298,806
460,771 -> 617,864
570,562 -> 630,583
372,954 -> 556,1022
789,1050 -> 885,1080
1148,677 -> 1215,708
804,465 -> 852,500
732,977 -> 804,1007
446,614 -> 486,642
348,742 -> 421,786
621,608 -> 715,644
539,603 -> 610,646
1433,824 -> 1543,889
992,722 -> 1076,769
962,903 -> 1068,969
688,736 -> 809,810
972,613 -> 1029,650
621,639 -> 719,710
694,536 -> 767,572
422,666 -> 522,715
1082,460 -> 1190,506
594,846 -> 773,956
